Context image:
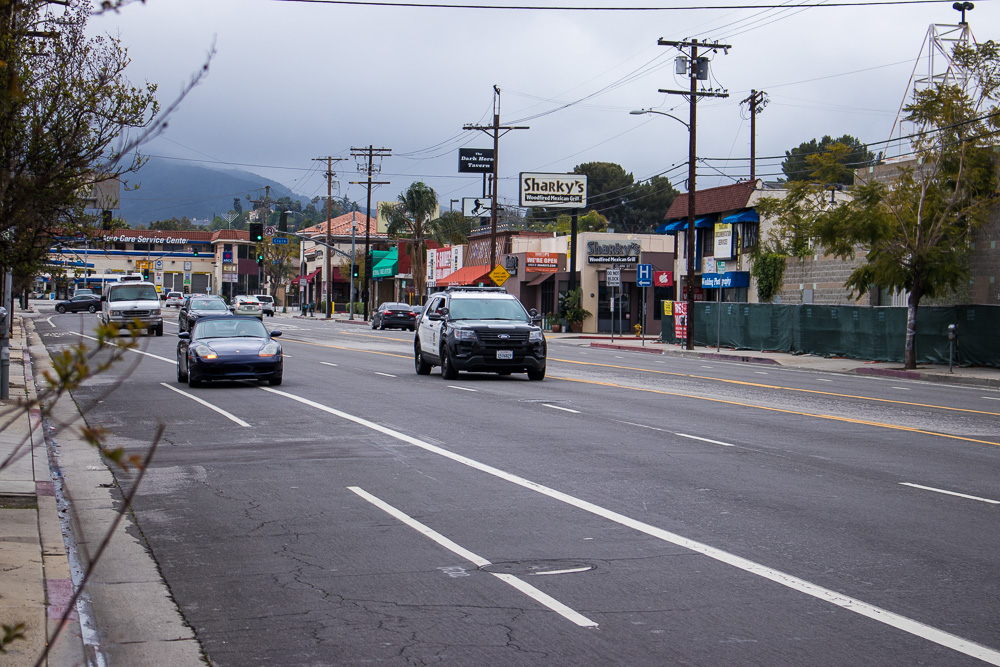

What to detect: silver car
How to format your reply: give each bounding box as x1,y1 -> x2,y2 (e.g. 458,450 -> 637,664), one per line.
230,295 -> 263,319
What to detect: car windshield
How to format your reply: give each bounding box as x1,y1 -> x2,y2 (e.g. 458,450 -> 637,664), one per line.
448,298 -> 528,321
191,299 -> 227,311
109,285 -> 158,302
382,302 -> 408,311
193,319 -> 267,340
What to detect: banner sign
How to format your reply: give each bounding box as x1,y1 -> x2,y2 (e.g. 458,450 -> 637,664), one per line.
525,252 -> 558,273
519,173 -> 587,208
654,270 -> 674,287
714,223 -> 734,260
458,148 -> 495,173
462,197 -> 492,217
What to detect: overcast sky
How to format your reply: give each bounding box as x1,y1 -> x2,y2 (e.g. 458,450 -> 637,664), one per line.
88,0 -> 997,217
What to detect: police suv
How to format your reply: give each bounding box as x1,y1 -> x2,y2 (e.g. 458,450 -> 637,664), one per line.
414,287 -> 546,380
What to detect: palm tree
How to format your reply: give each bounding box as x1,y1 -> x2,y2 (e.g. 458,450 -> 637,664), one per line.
383,182 -> 438,299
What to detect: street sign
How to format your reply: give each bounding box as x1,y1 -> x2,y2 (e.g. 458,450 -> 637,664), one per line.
636,263 -> 652,287
271,237 -> 288,244
606,268 -> 621,287
264,225 -> 276,237
489,264 -> 511,286
154,260 -> 163,270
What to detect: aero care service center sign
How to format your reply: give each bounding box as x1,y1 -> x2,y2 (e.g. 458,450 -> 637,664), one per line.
519,173 -> 588,208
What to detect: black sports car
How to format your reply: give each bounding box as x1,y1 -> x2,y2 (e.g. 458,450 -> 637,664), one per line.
55,294 -> 101,314
176,316 -> 283,388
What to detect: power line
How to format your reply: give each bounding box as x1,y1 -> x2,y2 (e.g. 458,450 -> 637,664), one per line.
275,0 -> 953,9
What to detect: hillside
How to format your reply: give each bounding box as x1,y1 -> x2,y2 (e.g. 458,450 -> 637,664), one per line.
118,157 -> 306,225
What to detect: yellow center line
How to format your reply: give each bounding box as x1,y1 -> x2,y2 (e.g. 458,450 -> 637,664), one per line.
550,357 -> 1000,418
548,375 -> 1000,448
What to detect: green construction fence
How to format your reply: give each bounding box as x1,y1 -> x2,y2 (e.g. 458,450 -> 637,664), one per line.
661,303 -> 1000,368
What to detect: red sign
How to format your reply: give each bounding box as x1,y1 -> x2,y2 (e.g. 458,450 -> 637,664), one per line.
525,251 -> 559,273
673,301 -> 688,341
653,270 -> 673,287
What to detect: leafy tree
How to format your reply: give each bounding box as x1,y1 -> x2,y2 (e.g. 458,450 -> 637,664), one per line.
383,182 -> 438,299
258,237 -> 299,300
758,41 -> 1000,369
550,209 -> 607,235
781,134 -> 878,185
623,175 -> 679,232
427,209 -> 471,246
337,250 -> 367,299
0,0 -> 162,306
574,161 -> 634,230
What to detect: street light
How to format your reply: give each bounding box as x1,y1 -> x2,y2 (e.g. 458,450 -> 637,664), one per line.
630,106 -> 696,350
629,108 -> 690,130
349,222 -> 357,321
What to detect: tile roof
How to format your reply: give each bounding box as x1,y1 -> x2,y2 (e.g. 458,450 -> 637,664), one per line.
663,181 -> 756,220
302,211 -> 383,238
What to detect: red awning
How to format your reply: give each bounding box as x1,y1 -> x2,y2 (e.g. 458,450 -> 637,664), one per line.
304,267 -> 322,283
436,265 -> 491,287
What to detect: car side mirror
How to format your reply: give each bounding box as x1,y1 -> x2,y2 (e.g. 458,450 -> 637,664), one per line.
427,311 -> 442,321
269,330 -> 282,338
100,295 -> 107,303
177,331 -> 190,340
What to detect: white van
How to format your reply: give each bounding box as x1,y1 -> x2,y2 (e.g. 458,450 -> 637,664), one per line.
100,275 -> 163,336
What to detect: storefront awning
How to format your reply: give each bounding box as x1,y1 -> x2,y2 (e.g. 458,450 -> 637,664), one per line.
655,220 -> 687,234
372,248 -> 398,279
304,267 -> 322,283
722,210 -> 759,224
524,273 -> 551,287
436,265 -> 491,287
694,216 -> 717,228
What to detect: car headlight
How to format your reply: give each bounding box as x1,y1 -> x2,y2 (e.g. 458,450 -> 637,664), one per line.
529,329 -> 544,342
453,328 -> 477,341
259,342 -> 280,358
111,310 -> 122,316
192,344 -> 217,360
152,308 -> 161,316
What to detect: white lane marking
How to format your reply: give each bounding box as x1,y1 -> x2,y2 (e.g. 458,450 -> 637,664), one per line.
530,567 -> 591,576
544,404 -> 581,414
158,383 -> 251,427
261,387 -> 1000,665
375,372 -> 397,378
320,362 -> 338,367
754,371 -> 769,375
892,387 -> 911,391
900,483 -> 1000,505
701,365 -> 713,368
46,316 -> 56,328
676,433 -> 736,448
982,397 -> 1000,401
616,420 -> 669,433
817,378 -> 833,382
654,360 -> 665,364
73,332 -> 176,364
348,486 -> 597,628
448,386 -> 477,392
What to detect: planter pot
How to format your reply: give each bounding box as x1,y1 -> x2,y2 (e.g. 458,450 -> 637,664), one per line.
570,321 -> 583,333
550,323 -> 562,333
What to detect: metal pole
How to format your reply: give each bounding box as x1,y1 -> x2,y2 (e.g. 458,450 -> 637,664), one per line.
611,281 -> 615,343
686,41 -> 699,351
716,287 -> 722,352
325,158 -> 333,319
642,286 -> 646,346
349,223 -> 357,320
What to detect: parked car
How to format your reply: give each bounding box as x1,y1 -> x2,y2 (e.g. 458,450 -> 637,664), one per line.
230,295 -> 263,319
178,295 -> 231,332
371,302 -> 418,331
414,286 -> 546,380
253,294 -> 275,317
55,294 -> 101,314
73,288 -> 94,297
176,315 -> 283,388
164,291 -> 184,308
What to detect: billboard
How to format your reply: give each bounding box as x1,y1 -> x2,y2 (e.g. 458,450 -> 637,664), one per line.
525,252 -> 559,273
519,173 -> 588,208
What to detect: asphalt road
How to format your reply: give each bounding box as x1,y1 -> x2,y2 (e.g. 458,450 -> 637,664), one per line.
38,310 -> 1000,666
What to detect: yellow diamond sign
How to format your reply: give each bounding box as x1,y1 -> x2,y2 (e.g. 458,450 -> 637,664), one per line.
489,264 -> 511,286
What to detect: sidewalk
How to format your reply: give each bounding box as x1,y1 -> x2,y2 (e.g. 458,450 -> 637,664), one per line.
550,332 -> 1000,389
0,314 -> 85,666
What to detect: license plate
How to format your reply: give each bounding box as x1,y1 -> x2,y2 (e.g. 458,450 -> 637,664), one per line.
497,350 -> 513,360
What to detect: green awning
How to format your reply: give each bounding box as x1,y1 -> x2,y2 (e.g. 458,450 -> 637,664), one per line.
372,248 -> 398,279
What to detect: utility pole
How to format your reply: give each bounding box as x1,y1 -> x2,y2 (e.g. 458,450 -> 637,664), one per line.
658,37 -> 730,351
463,86 -> 528,272
741,90 -> 768,182
349,146 -> 390,320
312,157 -> 345,319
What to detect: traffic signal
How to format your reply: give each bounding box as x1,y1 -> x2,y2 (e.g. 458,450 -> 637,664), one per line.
249,222 -> 263,242
101,209 -> 113,230
352,266 -> 359,278
257,253 -> 264,266
279,210 -> 288,233
192,248 -> 199,257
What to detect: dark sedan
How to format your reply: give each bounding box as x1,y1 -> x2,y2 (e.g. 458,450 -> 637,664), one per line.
178,295 -> 232,332
371,301 -> 418,331
176,316 -> 283,388
55,294 -> 101,313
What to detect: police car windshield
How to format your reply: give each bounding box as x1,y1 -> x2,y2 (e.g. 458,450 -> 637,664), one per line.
448,298 -> 528,321
109,285 -> 158,302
